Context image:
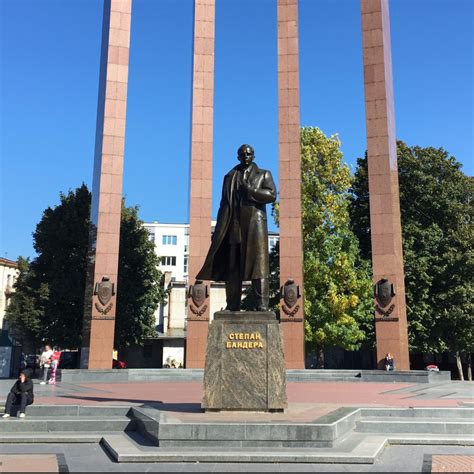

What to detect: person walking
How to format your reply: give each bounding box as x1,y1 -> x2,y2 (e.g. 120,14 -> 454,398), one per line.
19,353 -> 27,372
39,344 -> 53,385
48,349 -> 61,384
2,371 -> 34,418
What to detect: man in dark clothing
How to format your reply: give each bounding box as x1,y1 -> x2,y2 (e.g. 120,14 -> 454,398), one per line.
196,144 -> 277,311
2,371 -> 34,418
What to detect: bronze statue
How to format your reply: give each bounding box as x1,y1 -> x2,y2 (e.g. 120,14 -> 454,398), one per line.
196,144 -> 277,311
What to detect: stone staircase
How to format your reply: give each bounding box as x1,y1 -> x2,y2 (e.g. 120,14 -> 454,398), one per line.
0,405 -> 135,438
0,405 -> 472,464
356,407 -> 474,435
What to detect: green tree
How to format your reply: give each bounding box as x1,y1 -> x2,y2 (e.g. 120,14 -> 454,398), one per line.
32,184 -> 91,348
6,185 -> 166,353
5,257 -> 48,352
115,204 -> 167,351
301,127 -> 374,366
350,142 -> 473,379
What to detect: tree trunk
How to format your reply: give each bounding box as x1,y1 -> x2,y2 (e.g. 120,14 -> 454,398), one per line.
455,351 -> 464,381
467,354 -> 472,382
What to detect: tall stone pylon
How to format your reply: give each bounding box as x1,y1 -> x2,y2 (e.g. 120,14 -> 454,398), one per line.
185,0 -> 215,368
277,0 -> 305,369
361,0 -> 410,369
81,0 -> 132,369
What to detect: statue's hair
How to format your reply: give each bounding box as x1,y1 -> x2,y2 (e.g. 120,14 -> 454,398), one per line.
238,144 -> 254,155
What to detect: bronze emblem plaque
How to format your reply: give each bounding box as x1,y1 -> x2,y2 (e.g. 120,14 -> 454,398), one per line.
189,280 -> 208,308
96,276 -> 114,306
374,278 -> 394,308
282,279 -> 299,309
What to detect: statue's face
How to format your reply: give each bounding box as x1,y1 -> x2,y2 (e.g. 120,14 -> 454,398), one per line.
238,147 -> 254,167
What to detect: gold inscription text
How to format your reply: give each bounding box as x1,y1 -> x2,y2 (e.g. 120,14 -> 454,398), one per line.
225,332 -> 264,349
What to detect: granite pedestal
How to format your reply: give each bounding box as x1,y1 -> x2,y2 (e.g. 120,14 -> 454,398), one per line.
202,311 -> 287,412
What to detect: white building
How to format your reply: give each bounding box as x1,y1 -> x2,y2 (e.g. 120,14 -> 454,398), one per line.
0,258 -> 19,330
143,222 -> 190,283
134,221 -> 279,368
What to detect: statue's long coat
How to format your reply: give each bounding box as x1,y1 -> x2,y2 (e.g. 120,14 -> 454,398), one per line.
196,162 -> 277,282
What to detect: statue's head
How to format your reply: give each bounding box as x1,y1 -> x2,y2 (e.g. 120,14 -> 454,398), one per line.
237,144 -> 255,167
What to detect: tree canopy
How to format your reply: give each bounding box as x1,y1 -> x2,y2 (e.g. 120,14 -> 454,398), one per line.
350,142 -> 473,376
6,184 -> 166,352
115,204 -> 166,351
300,127 -> 374,360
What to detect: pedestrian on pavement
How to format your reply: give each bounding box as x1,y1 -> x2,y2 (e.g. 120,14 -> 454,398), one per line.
48,349 -> 61,384
19,352 -> 27,372
2,371 -> 34,418
39,344 -> 53,384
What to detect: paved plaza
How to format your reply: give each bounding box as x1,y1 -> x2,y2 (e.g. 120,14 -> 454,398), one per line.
0,444 -> 473,472
0,378 -> 472,472
1,377 -> 471,409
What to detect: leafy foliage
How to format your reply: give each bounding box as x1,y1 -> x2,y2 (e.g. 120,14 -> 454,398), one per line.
350,142 -> 473,359
301,127 -> 374,355
6,184 -> 166,352
31,184 -> 91,348
115,204 -> 167,351
5,257 -> 48,351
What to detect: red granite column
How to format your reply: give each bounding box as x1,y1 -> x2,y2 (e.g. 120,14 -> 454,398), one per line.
361,0 -> 410,370
277,0 -> 305,369
185,0 -> 215,369
81,0 -> 132,369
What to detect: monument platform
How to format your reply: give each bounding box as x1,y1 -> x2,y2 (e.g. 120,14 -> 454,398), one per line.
202,311 -> 287,412
0,378 -> 472,465
0,403 -> 472,464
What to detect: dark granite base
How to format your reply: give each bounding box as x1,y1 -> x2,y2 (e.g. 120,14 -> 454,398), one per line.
202,311 -> 287,412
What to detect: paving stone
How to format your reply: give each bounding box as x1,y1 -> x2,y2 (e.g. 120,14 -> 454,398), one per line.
0,454 -> 59,472
431,455 -> 474,472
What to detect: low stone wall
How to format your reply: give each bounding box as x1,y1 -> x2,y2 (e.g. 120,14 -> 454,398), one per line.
58,368 -> 450,384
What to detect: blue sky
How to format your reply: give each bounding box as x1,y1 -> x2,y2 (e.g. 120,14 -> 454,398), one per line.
1,0 -> 472,261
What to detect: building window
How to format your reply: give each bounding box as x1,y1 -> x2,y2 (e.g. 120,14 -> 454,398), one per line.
268,236 -> 279,251
145,227 -> 155,242
162,256 -> 176,266
162,235 -> 177,245
183,256 -> 188,274
184,235 -> 189,253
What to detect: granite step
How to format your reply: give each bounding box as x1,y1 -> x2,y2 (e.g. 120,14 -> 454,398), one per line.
356,417 -> 474,435
100,431 -> 474,463
57,368 -> 450,383
360,407 -> 474,419
0,404 -> 131,417
131,406 -> 362,448
1,430 -> 472,464
0,416 -> 135,432
0,432 -> 104,443
101,431 -> 387,464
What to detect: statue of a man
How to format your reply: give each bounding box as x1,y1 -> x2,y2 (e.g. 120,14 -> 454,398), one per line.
196,144 -> 277,311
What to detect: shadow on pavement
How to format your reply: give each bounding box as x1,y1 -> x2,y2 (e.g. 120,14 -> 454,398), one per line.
57,395 -> 202,413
